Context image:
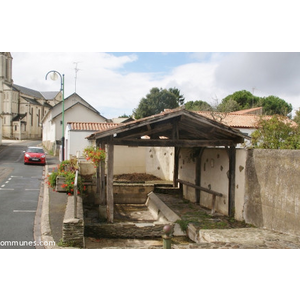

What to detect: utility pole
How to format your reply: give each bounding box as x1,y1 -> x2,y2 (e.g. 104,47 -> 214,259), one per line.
74,62 -> 81,93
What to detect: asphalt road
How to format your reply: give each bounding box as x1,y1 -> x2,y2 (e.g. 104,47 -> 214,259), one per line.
0,140 -> 44,249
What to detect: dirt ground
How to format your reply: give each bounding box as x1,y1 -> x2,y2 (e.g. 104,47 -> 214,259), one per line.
113,173 -> 162,181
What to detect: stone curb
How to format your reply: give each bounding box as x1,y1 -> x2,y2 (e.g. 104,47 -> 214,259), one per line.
40,164 -> 80,249
40,164 -> 61,249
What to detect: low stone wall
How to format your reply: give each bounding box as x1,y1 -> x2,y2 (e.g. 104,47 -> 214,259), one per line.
85,192 -> 186,239
63,195 -> 85,248
82,183 -> 155,205
114,183 -> 154,204
146,192 -> 185,236
85,222 -> 166,238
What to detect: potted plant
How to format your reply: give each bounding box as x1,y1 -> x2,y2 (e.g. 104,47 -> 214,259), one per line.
83,146 -> 106,167
47,159 -> 86,196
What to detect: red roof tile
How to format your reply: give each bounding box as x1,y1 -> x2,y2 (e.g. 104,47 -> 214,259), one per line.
195,111 -> 297,128
68,122 -> 119,131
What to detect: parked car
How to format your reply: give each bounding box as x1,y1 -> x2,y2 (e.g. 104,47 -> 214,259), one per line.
23,147 -> 46,165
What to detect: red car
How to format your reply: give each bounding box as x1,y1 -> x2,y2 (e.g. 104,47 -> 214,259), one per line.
23,147 -> 47,165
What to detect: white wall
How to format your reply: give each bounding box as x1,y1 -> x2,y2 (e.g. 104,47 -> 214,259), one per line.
42,112 -> 56,150
65,129 -> 93,159
114,146 -> 146,174
55,105 -> 106,141
66,129 -> 147,175
177,147 -> 248,219
200,148 -> 229,215
145,147 -> 174,181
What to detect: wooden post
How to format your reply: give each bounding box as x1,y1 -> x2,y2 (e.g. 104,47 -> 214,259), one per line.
173,147 -> 180,187
172,119 -> 180,188
99,141 -> 106,205
106,139 -> 114,223
195,148 -> 204,204
228,145 -> 236,218
96,158 -> 100,194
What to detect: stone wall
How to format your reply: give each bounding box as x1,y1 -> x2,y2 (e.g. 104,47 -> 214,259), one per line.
113,184 -> 154,204
85,222 -> 167,239
63,195 -> 85,248
244,149 -> 300,237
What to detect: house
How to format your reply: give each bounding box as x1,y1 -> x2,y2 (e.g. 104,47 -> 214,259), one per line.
196,107 -> 263,137
196,107 -> 297,148
42,93 -> 108,157
65,121 -> 150,175
65,122 -> 118,159
0,52 -> 61,139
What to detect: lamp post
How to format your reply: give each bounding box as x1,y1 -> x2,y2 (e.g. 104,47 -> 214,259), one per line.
45,70 -> 65,161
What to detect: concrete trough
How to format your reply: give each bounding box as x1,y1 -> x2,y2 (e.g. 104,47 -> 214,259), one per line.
84,191 -> 186,239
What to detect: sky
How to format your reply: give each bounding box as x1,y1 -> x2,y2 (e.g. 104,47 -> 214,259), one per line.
10,52 -> 300,119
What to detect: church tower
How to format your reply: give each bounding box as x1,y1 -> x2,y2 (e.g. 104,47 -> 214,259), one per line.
0,53 -> 15,138
0,52 -> 13,85
0,52 -> 13,111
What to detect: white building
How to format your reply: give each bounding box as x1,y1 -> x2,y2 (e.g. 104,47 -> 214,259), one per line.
65,122 -> 118,159
42,93 -> 108,156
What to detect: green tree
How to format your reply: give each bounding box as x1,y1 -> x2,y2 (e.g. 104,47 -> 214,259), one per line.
251,115 -> 300,149
218,90 -> 292,116
258,95 -> 292,116
218,90 -> 259,112
133,87 -> 185,119
118,113 -> 131,118
185,100 -> 212,111
168,87 -> 185,106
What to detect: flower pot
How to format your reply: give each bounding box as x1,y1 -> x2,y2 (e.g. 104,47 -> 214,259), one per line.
79,161 -> 96,176
56,176 -> 67,192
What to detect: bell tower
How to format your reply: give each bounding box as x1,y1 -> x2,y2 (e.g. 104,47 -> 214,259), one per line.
0,52 -> 13,85
0,53 -> 13,138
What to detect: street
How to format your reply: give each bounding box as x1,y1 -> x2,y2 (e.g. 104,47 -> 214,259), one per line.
0,140 -> 45,249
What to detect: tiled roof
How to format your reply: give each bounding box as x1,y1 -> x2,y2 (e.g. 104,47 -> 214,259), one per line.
195,111 -> 297,128
68,122 -> 119,131
233,107 -> 263,115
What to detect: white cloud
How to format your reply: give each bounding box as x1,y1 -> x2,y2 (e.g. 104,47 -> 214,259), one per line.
11,52 -> 300,118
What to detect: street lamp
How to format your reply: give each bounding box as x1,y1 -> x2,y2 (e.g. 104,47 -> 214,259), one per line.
45,70 -> 65,161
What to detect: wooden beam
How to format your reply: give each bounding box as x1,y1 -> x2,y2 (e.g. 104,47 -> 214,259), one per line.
227,145 -> 236,218
176,179 -> 223,197
106,139 -> 114,223
112,138 -> 235,147
173,147 -> 180,187
195,148 -> 205,204
172,119 -> 180,140
99,141 -> 106,205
